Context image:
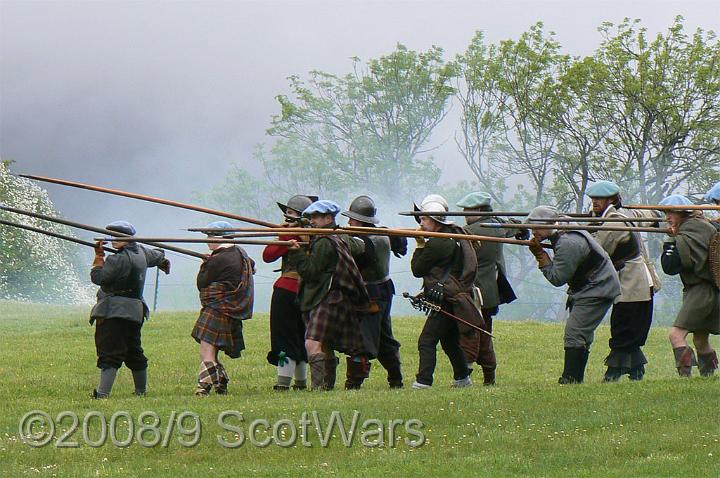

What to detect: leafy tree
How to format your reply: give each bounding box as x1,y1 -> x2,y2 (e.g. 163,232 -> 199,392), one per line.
267,44 -> 455,201
0,161 -> 93,303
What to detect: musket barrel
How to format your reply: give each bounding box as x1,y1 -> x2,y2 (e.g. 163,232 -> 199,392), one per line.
19,174 -> 279,228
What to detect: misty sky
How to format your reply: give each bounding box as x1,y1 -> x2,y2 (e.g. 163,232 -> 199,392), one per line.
1,0 -> 718,310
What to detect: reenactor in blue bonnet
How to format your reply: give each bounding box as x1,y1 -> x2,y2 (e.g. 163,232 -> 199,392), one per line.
585,180 -> 659,381
704,182 -> 720,231
192,221 -> 255,396
660,194 -> 719,377
90,221 -> 170,398
526,206 -> 621,384
341,195 -> 407,389
290,200 -> 370,391
456,191 -> 527,385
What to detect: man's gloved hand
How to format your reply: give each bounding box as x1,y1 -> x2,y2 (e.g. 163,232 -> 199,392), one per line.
92,241 -> 106,268
528,237 -> 551,268
158,258 -> 171,275
414,232 -> 426,249
514,228 -> 530,241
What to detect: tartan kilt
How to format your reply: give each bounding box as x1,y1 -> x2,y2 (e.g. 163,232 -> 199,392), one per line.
305,289 -> 365,356
192,307 -> 245,358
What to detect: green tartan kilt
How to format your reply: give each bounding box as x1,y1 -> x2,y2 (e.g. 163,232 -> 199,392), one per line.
305,289 -> 365,356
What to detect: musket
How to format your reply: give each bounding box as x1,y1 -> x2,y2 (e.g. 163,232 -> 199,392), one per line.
400,211 -> 590,218
19,174 -> 279,228
96,236 -> 304,247
188,225 -> 555,249
402,292 -> 494,338
402,211 -> 662,223
0,219 -> 118,253
624,204 -> 720,211
0,203 -> 206,259
482,223 -> 671,234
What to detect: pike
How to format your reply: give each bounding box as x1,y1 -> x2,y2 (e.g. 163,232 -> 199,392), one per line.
19,173 -> 278,228
402,293 -> 494,338
0,203 -> 206,259
624,204 -> 720,211
0,219 -> 118,253
95,236 -> 305,247
483,223 -> 671,234
401,211 -> 587,218
402,211 -> 663,223
188,225 -> 555,249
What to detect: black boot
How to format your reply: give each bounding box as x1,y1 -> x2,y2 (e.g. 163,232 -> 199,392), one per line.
673,346 -> 697,377
323,354 -> 339,390
377,351 -> 404,389
559,348 -> 585,384
602,367 -> 622,383
697,350 -> 718,377
628,364 -> 645,381
481,366 -> 496,386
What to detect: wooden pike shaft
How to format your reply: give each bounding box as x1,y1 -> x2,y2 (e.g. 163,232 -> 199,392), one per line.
0,203 -> 206,259
403,212 -> 661,223
487,223 -> 671,234
400,211 -> 588,217
196,225 -> 553,248
0,219 -> 118,253
96,236 -> 302,246
625,204 -> 720,211
19,174 -> 279,228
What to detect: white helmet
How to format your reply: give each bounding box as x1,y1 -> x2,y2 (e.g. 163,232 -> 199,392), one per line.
414,194 -> 453,225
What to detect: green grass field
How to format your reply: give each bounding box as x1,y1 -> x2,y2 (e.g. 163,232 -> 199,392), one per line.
1,301 -> 718,477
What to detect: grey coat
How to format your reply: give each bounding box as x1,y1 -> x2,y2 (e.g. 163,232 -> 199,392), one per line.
463,218 -> 519,309
90,243 -> 165,324
541,230 -> 621,301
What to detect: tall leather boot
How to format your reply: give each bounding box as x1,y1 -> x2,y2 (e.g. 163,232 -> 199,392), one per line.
697,350 -> 718,377
309,353 -> 327,391
673,346 -> 697,377
377,351 -> 403,388
577,348 -> 590,383
559,348 -> 585,384
345,356 -> 370,390
323,353 -> 339,390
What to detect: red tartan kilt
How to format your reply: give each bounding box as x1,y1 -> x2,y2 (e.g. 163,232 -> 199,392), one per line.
305,290 -> 365,356
191,307 -> 245,358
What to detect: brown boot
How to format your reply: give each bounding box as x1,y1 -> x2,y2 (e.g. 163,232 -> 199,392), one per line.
309,353 -> 327,391
697,350 -> 718,377
481,366 -> 496,386
673,346 -> 697,377
345,356 -> 370,390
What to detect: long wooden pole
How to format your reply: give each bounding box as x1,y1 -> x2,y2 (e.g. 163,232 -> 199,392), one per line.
400,211 -> 592,217
401,211 -> 662,223
0,203 -> 206,259
0,219 -> 118,253
190,226 -> 554,248
483,223 -> 671,234
625,204 -> 720,211
95,236 -> 304,246
19,174 -> 279,227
